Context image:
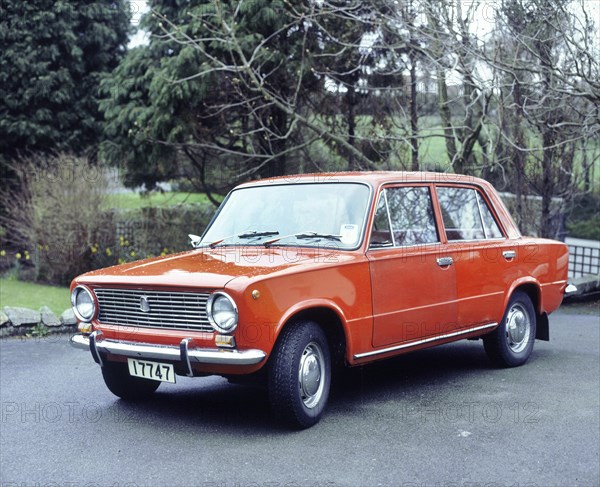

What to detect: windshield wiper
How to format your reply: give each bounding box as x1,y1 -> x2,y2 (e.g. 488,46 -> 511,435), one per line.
264,231 -> 341,247
238,231 -> 279,239
208,231 -> 279,248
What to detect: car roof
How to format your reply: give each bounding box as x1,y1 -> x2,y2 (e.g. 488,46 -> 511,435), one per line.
236,171 -> 493,189
234,171 -> 521,239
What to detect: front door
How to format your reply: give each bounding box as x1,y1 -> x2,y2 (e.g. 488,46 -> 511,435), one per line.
367,185 -> 458,348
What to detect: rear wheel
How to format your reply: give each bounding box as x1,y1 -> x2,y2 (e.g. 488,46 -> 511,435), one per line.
484,291 -> 536,367
268,321 -> 331,429
101,361 -> 160,400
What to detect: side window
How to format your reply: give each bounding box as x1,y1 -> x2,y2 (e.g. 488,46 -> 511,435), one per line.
476,192 -> 504,239
386,187 -> 439,246
370,193 -> 393,247
438,187 -> 503,241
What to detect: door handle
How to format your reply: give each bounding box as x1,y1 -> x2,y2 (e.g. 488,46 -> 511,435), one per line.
503,250 -> 516,260
437,257 -> 454,267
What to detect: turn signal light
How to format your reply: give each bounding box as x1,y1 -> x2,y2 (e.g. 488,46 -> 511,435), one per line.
215,334 -> 236,348
78,322 -> 93,334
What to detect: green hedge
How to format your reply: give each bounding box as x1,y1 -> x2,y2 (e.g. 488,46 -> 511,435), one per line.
567,194 -> 600,240
90,205 -> 215,270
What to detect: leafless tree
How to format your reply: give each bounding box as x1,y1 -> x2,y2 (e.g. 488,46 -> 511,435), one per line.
481,0 -> 599,236
147,0 -> 598,236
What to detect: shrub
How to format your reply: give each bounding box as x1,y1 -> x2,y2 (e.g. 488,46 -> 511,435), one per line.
1,154 -> 216,285
567,217 -> 600,240
1,154 -> 113,285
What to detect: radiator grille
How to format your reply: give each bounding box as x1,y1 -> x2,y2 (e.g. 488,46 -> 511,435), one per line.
95,288 -> 213,332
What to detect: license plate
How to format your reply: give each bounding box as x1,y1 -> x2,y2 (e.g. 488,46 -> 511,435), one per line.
127,358 -> 176,383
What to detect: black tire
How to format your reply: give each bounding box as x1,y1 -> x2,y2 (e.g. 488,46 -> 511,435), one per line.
483,291 -> 537,368
268,321 -> 331,429
101,361 -> 160,400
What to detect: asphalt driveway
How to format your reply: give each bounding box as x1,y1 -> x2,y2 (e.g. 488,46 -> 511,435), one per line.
1,304 -> 598,487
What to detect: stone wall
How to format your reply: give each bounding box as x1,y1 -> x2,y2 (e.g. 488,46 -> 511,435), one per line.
1,306 -> 77,337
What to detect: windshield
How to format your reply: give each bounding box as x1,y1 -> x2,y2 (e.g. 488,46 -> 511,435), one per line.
201,183 -> 371,249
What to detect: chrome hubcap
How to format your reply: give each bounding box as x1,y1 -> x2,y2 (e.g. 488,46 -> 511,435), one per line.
298,342 -> 325,409
506,303 -> 531,353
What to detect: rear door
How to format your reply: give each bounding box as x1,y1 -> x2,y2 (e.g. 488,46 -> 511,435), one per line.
367,184 -> 458,348
435,185 -> 512,328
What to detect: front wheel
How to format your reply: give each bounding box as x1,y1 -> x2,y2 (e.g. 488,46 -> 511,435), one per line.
268,321 -> 331,429
101,361 -> 160,400
483,291 -> 537,367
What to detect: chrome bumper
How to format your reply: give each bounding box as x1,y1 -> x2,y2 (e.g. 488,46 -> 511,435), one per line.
565,283 -> 578,295
70,332 -> 266,371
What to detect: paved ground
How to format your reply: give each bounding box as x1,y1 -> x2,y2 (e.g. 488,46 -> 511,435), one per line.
1,304 -> 598,487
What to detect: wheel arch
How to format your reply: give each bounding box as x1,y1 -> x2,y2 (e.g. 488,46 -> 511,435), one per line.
506,281 -> 548,341
273,302 -> 348,367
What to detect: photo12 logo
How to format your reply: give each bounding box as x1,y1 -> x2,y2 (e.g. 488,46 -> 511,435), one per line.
1,401 -> 139,425
129,1 -> 148,25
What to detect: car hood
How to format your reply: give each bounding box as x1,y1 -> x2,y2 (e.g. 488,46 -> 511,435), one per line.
75,246 -> 359,290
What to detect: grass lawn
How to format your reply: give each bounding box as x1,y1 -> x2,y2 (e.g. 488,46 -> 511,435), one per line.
0,278 -> 70,316
105,191 -> 217,210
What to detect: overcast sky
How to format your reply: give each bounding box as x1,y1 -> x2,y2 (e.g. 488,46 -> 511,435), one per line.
128,0 -> 149,48
126,0 -> 599,46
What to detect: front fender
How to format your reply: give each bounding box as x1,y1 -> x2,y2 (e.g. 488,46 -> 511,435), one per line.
275,299 -> 349,337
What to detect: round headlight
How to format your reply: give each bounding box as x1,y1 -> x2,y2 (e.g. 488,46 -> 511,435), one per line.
71,285 -> 96,322
207,292 -> 238,333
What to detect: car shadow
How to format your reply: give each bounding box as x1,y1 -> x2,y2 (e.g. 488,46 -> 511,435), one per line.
104,339 -> 548,432
330,340 -> 489,397
108,376 -> 277,434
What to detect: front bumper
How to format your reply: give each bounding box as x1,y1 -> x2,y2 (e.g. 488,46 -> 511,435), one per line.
70,331 -> 266,374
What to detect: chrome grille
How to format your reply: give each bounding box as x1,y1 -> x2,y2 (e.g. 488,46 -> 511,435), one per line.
95,288 -> 213,332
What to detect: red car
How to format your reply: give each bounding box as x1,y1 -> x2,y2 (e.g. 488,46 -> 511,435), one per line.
70,172 -> 571,428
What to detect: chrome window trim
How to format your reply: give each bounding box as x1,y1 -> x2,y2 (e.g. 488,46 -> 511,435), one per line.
383,189 -> 396,247
445,237 -> 508,244
368,241 -> 444,252
475,189 -> 488,239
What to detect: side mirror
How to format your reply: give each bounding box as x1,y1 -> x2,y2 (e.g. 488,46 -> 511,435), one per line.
188,234 -> 202,249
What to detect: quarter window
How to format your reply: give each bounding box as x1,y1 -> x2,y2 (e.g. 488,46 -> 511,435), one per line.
477,192 -> 504,239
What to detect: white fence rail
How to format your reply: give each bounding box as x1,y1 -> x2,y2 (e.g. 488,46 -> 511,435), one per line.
568,244 -> 600,278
